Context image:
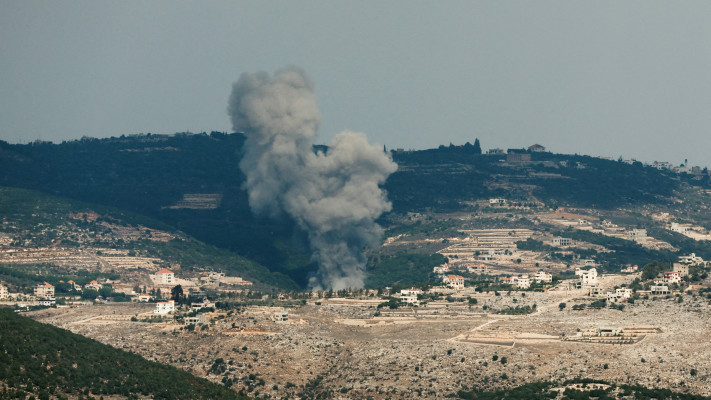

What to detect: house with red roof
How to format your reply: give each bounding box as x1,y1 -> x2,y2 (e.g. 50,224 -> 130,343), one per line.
34,281 -> 55,299
151,268 -> 175,285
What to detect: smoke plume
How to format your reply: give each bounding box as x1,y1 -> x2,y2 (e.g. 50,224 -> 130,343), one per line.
228,66 -> 397,290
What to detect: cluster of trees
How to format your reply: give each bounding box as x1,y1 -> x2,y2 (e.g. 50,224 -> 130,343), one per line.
365,253 -> 447,288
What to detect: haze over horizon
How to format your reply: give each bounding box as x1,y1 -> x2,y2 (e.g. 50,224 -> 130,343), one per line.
1,1 -> 710,167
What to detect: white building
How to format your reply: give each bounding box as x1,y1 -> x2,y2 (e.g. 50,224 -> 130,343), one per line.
589,286 -> 605,296
650,284 -> 670,295
84,280 -> 102,291
627,229 -> 648,243
621,265 -> 639,273
679,253 -> 705,266
670,223 -> 692,234
34,282 -> 55,299
663,271 -> 682,285
489,198 -> 507,206
151,268 -> 175,285
185,313 -> 207,325
273,309 -> 289,323
513,275 -> 531,289
38,298 -> 55,307
467,263 -> 489,274
533,270 -> 552,284
575,268 -> 598,287
550,237 -> 572,247
400,289 -> 422,306
191,299 -> 214,311
607,288 -> 632,303
0,284 -> 8,300
442,275 -> 465,290
154,300 -> 175,314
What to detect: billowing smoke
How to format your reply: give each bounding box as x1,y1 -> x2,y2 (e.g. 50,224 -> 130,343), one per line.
228,66 -> 397,290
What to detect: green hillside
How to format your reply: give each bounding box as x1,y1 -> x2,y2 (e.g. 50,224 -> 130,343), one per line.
0,186 -> 299,290
0,308 -> 249,400
1,134 -> 710,287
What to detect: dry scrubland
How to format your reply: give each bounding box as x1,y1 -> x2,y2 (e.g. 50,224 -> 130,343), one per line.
31,280 -> 711,399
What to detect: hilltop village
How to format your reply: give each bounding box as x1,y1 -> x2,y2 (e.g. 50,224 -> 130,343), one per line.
7,197 -> 711,399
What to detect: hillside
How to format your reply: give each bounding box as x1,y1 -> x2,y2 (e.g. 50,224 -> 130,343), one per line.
0,186 -> 298,290
2,134 -> 711,287
0,308 -> 248,399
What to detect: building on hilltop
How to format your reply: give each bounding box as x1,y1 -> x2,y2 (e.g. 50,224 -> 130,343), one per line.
528,144 -> 546,152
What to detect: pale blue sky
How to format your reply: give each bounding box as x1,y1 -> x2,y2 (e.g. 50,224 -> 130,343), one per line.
1,1 -> 710,167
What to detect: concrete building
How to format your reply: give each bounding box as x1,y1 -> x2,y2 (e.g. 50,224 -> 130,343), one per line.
627,229 -> 648,243
191,299 -> 214,311
528,144 -> 546,152
273,309 -> 289,323
38,298 -> 55,307
151,268 -> 175,285
135,293 -> 151,302
442,275 -> 465,290
673,263 -> 690,276
679,253 -> 705,266
0,284 -> 8,300
607,288 -> 632,303
154,300 -> 175,314
650,285 -> 670,295
34,282 -> 54,299
84,280 -> 102,291
400,289 -> 422,306
513,275 -> 531,289
466,263 -> 489,274
621,265 -> 639,273
589,286 -> 605,296
550,237 -> 572,247
533,270 -> 553,284
185,313 -> 207,325
575,268 -> 598,287
663,271 -> 682,285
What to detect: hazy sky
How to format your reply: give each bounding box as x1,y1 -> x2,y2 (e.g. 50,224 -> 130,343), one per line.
1,1 -> 710,167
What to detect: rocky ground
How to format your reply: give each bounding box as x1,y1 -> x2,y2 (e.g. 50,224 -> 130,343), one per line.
30,280 -> 711,399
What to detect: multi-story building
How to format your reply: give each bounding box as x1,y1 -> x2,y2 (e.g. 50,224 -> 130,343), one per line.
34,282 -> 55,299
151,268 -> 175,285
154,300 -> 175,314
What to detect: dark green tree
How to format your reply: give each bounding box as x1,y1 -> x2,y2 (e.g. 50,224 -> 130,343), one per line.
171,284 -> 184,303
473,138 -> 482,154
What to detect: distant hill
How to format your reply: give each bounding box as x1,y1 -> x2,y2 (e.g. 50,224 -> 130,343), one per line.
0,308 -> 249,399
1,134 -> 709,287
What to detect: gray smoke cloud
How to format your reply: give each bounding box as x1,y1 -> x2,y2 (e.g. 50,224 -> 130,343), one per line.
228,66 -> 397,290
